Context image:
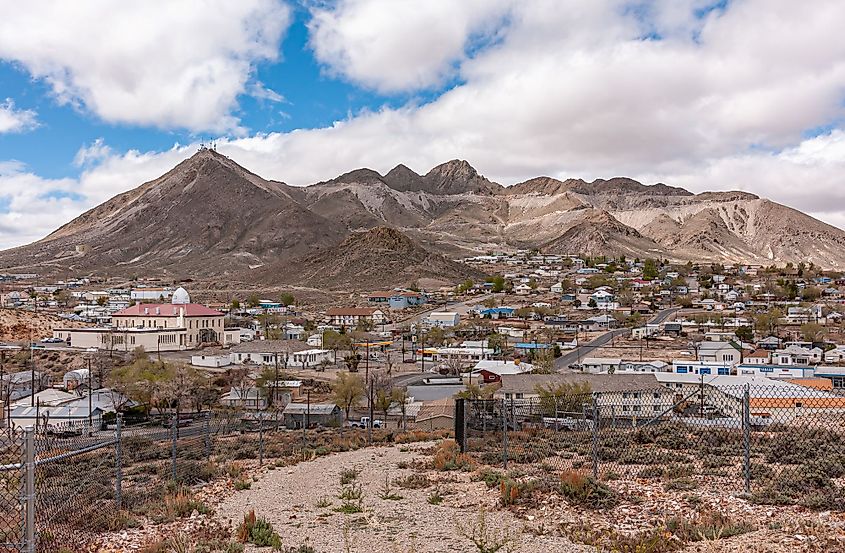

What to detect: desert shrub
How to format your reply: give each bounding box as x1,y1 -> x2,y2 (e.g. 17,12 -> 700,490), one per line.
158,487 -> 210,522
499,478 -> 538,507
427,487 -> 444,505
236,510 -> 282,548
558,469 -> 617,509
339,467 -> 360,485
394,473 -> 430,490
765,428 -> 844,466
700,455 -> 733,469
473,468 -> 507,489
234,479 -> 252,491
432,440 -> 476,471
634,425 -> 693,450
751,468 -> 844,510
666,510 -> 754,542
664,477 -> 698,491
619,448 -> 686,466
563,510 -> 753,552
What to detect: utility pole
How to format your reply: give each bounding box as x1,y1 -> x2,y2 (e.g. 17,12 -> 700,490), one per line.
30,328 -> 35,407
367,377 -> 374,443
272,351 -> 279,408
421,333 -> 426,374
87,355 -> 93,435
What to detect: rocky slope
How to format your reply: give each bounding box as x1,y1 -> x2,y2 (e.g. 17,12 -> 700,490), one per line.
262,226 -> 486,290
0,150 -> 346,277
1,153 -> 844,286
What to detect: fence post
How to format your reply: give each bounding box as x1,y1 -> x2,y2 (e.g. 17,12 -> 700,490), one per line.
742,384 -> 751,493
591,399 -> 599,480
171,417 -> 177,483
502,399 -> 508,470
24,426 -> 35,553
204,412 -> 211,460
115,415 -> 122,509
454,399 -> 466,453
554,397 -> 559,432
259,413 -> 264,467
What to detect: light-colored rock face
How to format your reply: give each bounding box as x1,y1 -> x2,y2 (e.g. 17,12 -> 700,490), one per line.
304,166 -> 845,268
2,155 -> 844,282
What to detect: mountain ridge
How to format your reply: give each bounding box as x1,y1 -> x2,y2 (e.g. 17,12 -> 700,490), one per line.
1,150 -> 843,287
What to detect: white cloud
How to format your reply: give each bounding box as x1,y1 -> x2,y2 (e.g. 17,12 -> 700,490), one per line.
0,0 -> 292,133
307,0 -> 512,93
250,82 -> 286,103
5,0 -> 845,248
73,138 -> 112,167
0,99 -> 38,133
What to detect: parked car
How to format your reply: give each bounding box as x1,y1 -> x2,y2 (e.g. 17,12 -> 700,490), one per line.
349,417 -> 383,428
40,337 -> 64,343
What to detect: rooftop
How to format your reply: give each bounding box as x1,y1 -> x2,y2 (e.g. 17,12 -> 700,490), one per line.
113,303 -> 223,317
231,340 -> 312,354
499,373 -> 659,395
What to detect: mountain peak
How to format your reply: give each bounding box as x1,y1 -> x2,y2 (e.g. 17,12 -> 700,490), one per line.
421,159 -> 500,195
331,168 -> 385,184
426,159 -> 478,179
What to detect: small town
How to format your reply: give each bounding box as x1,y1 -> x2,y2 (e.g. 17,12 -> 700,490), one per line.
3,2 -> 845,552
1,253 -> 844,551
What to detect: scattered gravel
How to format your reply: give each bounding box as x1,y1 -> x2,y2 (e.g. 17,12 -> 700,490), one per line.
216,442 -> 596,553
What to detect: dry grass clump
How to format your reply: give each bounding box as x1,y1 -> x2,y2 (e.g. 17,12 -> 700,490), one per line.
432,440 -> 477,471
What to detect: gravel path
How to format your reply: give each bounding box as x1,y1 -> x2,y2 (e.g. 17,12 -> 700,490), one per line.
216,442 -> 595,553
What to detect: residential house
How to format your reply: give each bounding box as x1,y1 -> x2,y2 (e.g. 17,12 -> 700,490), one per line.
672,360 -> 733,376
191,354 -> 232,368
581,357 -> 622,374
325,307 -> 387,328
772,345 -> 823,366
229,340 -> 332,368
411,399 -> 454,431
514,283 -> 532,296
427,311 -> 460,328
282,403 -> 343,429
468,359 -> 534,384
479,307 -> 515,319
494,373 -> 673,421
582,314 -> 618,331
220,387 -> 267,410
745,349 -> 771,365
697,341 -> 741,366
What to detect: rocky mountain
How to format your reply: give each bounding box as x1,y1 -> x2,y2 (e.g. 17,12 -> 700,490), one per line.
0,149 -> 347,277
1,152 -> 844,287
261,226 -> 486,290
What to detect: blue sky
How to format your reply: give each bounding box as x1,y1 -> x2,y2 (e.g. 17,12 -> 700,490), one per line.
1,0 -> 845,248
0,6 -> 408,179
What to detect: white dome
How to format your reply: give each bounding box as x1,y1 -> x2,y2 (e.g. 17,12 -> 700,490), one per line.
171,287 -> 191,304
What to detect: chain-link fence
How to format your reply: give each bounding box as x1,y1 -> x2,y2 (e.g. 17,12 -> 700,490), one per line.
0,411 -> 404,552
0,412 -> 246,552
459,384 -> 845,510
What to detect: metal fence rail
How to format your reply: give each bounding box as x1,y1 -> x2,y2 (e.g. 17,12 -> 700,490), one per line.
0,411 -> 394,552
0,411 -> 247,553
459,384 -> 845,510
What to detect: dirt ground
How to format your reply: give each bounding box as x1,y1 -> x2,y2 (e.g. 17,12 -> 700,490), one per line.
215,442 -> 595,553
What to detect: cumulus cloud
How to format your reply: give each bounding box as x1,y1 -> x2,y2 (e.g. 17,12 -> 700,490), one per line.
4,0 -> 845,247
307,0 -> 512,93
0,0 -> 292,133
0,99 -> 38,133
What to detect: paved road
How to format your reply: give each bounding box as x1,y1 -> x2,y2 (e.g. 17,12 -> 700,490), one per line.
554,307 -> 680,371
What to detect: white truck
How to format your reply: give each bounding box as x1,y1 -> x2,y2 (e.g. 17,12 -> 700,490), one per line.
349,416 -> 383,428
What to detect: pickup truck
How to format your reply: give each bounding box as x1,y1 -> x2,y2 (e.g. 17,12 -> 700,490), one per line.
349,417 -> 383,428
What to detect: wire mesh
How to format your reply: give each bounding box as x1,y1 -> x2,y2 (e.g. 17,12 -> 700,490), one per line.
463,384 -> 845,510
0,432 -> 23,553
32,421 -> 118,552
